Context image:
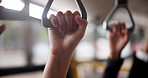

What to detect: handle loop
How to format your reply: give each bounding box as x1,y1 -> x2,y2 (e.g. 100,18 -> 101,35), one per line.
103,0 -> 135,32
42,0 -> 87,28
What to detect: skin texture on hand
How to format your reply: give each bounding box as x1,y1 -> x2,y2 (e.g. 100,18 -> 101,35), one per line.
0,24 -> 6,35
109,23 -> 129,60
48,11 -> 88,55
43,11 -> 87,78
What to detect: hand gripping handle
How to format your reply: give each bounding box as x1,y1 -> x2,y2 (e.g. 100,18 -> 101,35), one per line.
42,0 -> 87,28
103,0 -> 135,32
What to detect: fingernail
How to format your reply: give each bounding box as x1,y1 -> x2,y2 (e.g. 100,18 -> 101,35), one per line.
76,15 -> 81,19
57,11 -> 63,16
75,15 -> 82,22
54,23 -> 58,28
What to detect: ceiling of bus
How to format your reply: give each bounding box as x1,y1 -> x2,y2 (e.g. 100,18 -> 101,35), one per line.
31,0 -> 148,29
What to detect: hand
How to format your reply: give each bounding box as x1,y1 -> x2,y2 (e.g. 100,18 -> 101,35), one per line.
43,11 -> 87,78
109,23 -> 129,60
48,11 -> 88,55
0,24 -> 6,35
0,0 -> 5,9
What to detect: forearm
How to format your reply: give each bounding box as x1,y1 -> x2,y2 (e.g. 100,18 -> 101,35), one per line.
43,49 -> 73,78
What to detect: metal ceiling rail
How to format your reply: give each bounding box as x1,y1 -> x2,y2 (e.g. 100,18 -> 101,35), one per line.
0,0 -> 30,20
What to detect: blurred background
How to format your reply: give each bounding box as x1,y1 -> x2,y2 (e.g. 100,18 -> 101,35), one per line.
0,0 -> 147,78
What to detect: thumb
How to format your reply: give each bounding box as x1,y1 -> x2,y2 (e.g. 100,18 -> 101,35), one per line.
75,15 -> 88,32
75,15 -> 87,27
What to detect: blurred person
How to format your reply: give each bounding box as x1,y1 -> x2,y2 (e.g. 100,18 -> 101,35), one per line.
103,23 -> 130,78
42,9 -> 148,77
103,23 -> 148,78
42,10 -> 88,78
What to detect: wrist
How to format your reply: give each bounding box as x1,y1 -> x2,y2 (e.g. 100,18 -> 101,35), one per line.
109,51 -> 121,60
50,48 -> 73,57
44,48 -> 73,78
109,54 -> 120,60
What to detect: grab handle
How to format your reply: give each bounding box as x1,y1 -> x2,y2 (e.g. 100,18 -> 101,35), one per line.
103,0 -> 135,32
42,0 -> 87,28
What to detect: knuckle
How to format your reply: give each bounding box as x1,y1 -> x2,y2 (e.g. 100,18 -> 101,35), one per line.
57,11 -> 63,16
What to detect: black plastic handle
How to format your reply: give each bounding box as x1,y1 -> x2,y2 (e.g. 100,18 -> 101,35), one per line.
42,0 -> 87,28
103,0 -> 135,32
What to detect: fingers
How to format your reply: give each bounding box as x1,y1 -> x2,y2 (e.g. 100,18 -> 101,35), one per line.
75,15 -> 87,27
119,23 -> 126,34
74,15 -> 88,36
73,11 -> 80,31
110,23 -> 128,35
49,11 -> 76,32
57,11 -> 66,32
50,14 -> 59,28
116,24 -> 120,35
110,24 -> 116,33
0,24 -> 6,35
120,23 -> 126,29
64,11 -> 73,32
119,23 -> 129,37
49,11 -> 87,33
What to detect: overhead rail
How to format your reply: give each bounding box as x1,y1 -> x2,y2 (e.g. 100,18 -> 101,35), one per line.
0,0 -> 30,20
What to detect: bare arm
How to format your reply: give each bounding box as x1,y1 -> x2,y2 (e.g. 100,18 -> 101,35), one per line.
103,23 -> 130,78
109,23 -> 129,60
43,11 -> 88,78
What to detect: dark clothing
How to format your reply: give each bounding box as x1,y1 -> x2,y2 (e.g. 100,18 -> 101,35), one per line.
103,55 -> 148,78
128,55 -> 148,78
103,59 -> 124,78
